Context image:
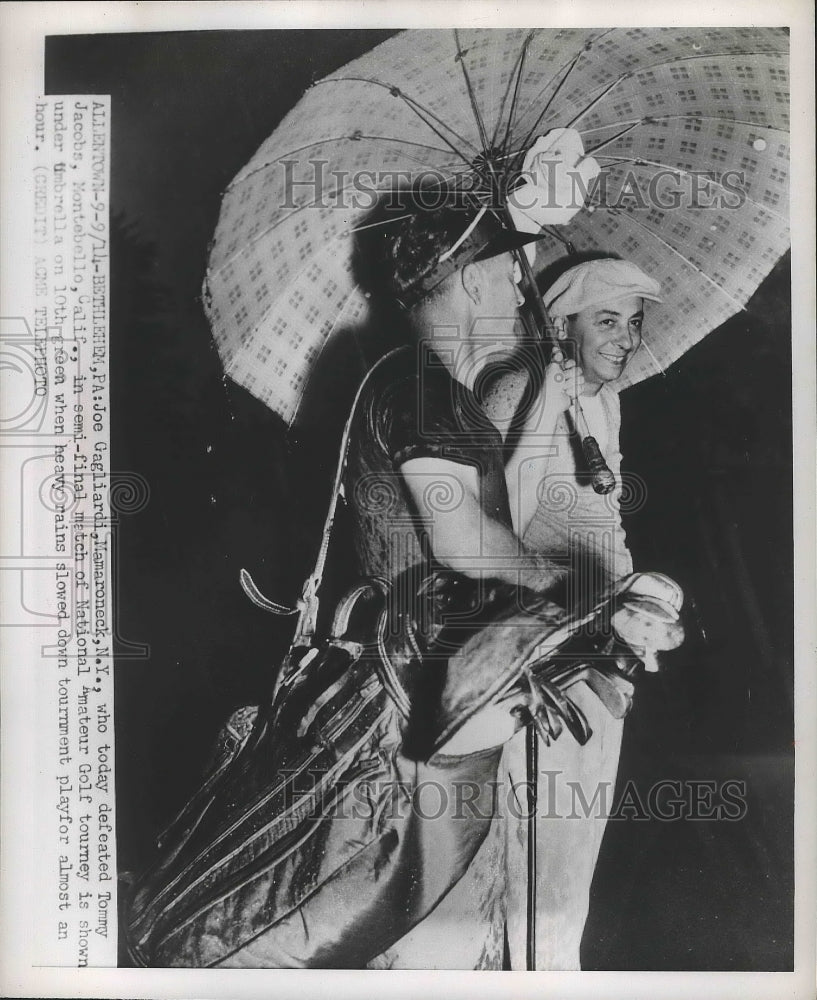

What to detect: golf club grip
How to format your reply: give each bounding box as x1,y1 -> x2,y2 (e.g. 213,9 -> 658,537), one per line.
582,435 -> 616,495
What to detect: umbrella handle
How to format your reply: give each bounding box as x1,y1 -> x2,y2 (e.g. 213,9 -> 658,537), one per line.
513,247 -> 615,496
569,400 -> 617,495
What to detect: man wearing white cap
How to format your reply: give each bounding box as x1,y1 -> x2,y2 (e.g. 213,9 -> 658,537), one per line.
506,257 -> 662,573
490,255 -> 664,970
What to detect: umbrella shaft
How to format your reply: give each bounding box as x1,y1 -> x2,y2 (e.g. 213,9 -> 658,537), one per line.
526,721 -> 538,971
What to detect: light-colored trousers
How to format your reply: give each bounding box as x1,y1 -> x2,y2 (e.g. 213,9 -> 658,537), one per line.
369,682 -> 624,970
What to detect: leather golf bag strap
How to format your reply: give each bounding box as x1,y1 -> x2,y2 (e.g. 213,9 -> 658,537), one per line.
239,346 -> 407,665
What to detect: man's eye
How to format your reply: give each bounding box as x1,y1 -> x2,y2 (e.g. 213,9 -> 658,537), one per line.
512,261 -> 522,284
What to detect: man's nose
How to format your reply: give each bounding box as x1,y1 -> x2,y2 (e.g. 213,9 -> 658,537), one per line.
613,322 -> 634,348
514,284 -> 525,307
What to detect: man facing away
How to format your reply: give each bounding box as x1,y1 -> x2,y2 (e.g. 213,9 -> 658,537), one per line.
124,202 -> 583,970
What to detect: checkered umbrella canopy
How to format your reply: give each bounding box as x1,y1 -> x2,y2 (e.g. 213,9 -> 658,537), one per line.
204,27 -> 790,425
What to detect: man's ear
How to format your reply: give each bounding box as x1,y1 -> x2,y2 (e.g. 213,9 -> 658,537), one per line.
461,262 -> 481,306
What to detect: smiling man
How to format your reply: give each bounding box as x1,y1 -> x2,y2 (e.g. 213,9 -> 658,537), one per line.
506,258 -> 661,585
494,256 -> 663,970
570,294 -> 644,380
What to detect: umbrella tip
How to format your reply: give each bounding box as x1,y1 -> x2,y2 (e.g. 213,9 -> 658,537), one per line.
641,339 -> 666,378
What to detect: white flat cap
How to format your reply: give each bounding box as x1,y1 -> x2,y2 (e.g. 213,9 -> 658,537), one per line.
544,258 -> 662,319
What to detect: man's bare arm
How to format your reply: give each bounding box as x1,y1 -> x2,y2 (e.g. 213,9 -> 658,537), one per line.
399,455 -> 564,592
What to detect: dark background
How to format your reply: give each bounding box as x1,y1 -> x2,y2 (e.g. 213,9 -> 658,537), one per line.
46,29 -> 793,971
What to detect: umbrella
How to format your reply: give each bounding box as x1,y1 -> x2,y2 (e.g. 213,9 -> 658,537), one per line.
204,27 -> 790,425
